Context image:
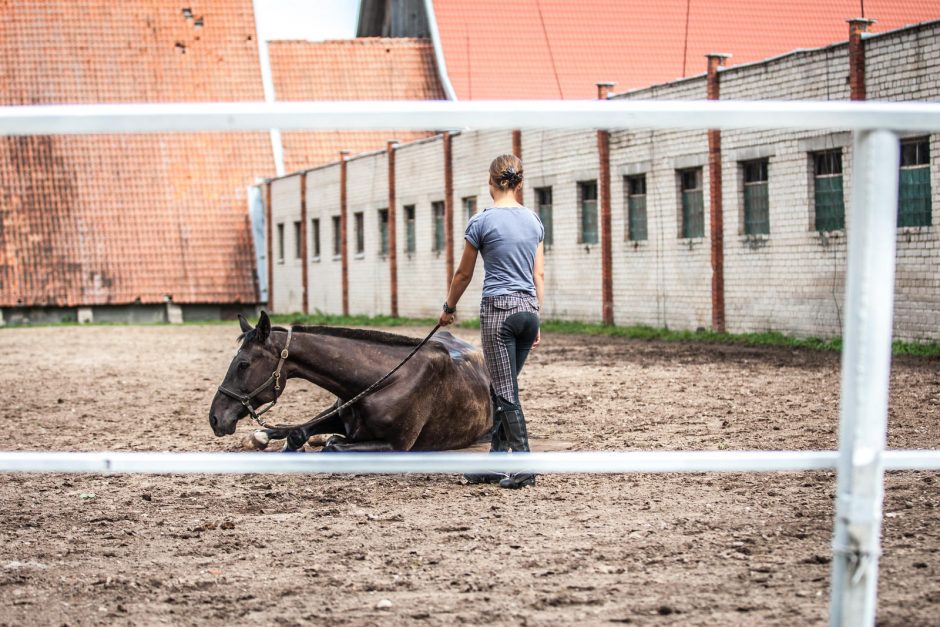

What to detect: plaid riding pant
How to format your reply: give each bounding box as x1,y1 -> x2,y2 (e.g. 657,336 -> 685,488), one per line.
480,292 -> 540,404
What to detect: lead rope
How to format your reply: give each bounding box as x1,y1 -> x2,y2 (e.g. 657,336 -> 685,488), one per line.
248,323 -> 442,432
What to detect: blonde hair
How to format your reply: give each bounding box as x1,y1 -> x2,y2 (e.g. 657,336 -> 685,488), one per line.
488,154 -> 524,191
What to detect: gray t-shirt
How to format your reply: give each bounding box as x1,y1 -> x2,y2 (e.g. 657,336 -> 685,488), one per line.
464,206 -> 544,297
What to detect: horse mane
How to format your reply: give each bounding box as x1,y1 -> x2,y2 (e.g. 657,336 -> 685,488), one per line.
237,324 -> 422,348
290,325 -> 422,347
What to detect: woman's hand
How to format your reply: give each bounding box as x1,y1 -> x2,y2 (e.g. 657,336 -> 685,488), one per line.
532,329 -> 541,348
439,311 -> 456,326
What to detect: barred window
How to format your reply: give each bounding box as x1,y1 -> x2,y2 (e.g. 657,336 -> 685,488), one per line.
813,150 -> 845,232
432,201 -> 445,252
277,223 -> 285,262
899,138 -> 931,227
404,205 -> 416,254
462,196 -> 477,223
331,215 -> 341,257
679,168 -> 704,238
377,208 -> 389,256
535,186 -> 553,250
625,175 -> 647,241
293,221 -> 302,259
742,159 -> 770,235
354,212 -> 364,255
578,181 -> 598,244
311,218 -> 320,259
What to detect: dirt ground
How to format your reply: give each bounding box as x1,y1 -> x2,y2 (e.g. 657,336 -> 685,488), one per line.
0,323 -> 938,626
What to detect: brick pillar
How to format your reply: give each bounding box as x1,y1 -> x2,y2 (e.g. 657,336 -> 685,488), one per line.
265,181 -> 273,312
299,173 -> 309,314
387,140 -> 399,318
512,129 -> 523,205
848,18 -> 875,101
443,132 -> 455,286
597,82 -> 615,326
706,53 -> 730,333
339,150 -> 350,316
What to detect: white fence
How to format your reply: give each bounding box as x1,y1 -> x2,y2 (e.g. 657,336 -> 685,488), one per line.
2,99 -> 940,627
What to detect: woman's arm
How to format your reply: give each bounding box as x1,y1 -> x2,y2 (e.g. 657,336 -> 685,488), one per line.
439,241 -> 478,326
532,242 -> 545,347
533,242 -> 545,309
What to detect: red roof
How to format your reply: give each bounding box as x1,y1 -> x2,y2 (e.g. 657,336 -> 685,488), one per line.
269,38 -> 445,171
0,0 -> 273,307
431,0 -> 940,99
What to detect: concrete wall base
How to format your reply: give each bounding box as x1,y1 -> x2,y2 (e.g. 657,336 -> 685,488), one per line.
0,304 -> 261,326
166,303 -> 184,324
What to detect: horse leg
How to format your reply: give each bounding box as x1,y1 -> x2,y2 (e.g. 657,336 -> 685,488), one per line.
321,437 -> 395,453
281,407 -> 348,452
243,427 -> 290,450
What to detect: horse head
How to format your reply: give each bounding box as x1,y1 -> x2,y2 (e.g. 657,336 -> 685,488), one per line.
208,311 -> 284,436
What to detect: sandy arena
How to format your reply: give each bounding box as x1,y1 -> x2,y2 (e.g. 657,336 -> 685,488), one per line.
0,323 -> 937,625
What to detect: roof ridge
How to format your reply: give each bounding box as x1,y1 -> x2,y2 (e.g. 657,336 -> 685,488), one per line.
269,37 -> 432,47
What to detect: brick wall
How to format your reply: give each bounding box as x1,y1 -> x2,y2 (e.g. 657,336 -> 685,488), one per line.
305,163 -> 342,315
270,174 -> 302,313
269,21 -> 940,341
392,135 -> 448,318
345,151 -> 391,316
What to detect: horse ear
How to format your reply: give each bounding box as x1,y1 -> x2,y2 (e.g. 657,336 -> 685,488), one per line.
256,310 -> 271,343
238,314 -> 253,334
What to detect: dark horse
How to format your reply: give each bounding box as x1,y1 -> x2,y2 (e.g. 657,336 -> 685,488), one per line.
208,312 -> 493,451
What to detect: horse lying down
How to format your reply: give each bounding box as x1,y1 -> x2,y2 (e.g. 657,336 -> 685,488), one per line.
209,311 -> 493,452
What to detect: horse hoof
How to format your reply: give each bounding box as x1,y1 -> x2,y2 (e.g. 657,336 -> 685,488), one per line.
322,435 -> 348,452
245,430 -> 270,450
279,442 -> 305,453
307,433 -> 333,447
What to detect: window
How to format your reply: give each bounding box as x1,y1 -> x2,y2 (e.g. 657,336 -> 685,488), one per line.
578,181 -> 598,244
625,175 -> 647,241
354,212 -> 364,255
742,159 -> 770,235
378,208 -> 389,256
276,223 -> 285,262
432,201 -> 445,252
331,215 -> 341,257
679,168 -> 704,238
463,196 -> 477,222
813,150 -> 845,232
535,186 -> 553,250
293,221 -> 302,259
311,218 -> 320,259
899,138 -> 931,227
404,205 -> 416,254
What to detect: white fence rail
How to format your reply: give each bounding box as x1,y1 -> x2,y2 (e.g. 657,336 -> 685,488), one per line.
2,99 -> 940,627
1,100 -> 940,135
1,449 -> 939,475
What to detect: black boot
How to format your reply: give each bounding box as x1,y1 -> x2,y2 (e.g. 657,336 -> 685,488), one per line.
498,473 -> 536,489
496,407 -> 536,489
464,420 -> 508,484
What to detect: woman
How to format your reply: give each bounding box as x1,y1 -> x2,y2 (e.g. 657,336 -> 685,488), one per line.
438,154 -> 544,489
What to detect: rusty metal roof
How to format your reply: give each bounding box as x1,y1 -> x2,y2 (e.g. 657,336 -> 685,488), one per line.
269,38 -> 445,172
432,0 -> 940,99
0,0 -> 273,307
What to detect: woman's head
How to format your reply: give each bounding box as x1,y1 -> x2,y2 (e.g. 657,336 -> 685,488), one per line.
489,154 -> 524,194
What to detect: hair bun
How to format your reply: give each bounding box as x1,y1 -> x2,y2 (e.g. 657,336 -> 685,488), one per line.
500,167 -> 522,188
489,154 -> 524,190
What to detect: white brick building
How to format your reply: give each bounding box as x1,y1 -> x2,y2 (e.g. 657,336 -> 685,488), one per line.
267,20 -> 940,342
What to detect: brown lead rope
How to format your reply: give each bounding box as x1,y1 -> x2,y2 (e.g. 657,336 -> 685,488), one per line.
247,323 -> 442,432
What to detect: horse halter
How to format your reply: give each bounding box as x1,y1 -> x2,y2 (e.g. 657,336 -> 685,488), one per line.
217,328 -> 293,424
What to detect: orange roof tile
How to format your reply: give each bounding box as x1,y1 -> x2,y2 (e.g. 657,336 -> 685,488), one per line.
268,38 -> 445,171
0,0 -> 274,307
431,0 -> 940,99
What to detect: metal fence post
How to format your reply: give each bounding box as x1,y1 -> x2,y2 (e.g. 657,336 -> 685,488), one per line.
829,129 -> 900,626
